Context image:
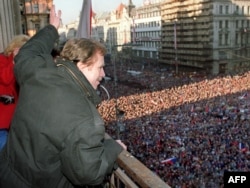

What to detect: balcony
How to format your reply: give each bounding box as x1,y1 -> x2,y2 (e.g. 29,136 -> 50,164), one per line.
110,150 -> 171,188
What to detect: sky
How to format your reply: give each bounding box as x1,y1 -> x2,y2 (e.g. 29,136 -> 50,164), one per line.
53,0 -> 143,25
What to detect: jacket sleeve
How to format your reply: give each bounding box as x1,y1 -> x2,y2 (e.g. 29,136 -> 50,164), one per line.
0,55 -> 15,86
58,103 -> 123,186
14,25 -> 59,85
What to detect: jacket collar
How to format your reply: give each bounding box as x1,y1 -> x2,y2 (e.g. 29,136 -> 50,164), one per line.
56,58 -> 101,106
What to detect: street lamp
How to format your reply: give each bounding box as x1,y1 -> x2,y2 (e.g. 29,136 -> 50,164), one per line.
174,19 -> 178,74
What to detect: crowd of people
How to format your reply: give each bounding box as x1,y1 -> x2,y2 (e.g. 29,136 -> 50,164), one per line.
98,62 -> 250,188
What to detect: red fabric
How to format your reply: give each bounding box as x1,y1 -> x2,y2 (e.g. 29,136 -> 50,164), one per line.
0,54 -> 18,129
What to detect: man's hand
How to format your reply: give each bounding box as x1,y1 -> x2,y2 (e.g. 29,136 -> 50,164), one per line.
116,140 -> 127,150
50,5 -> 61,29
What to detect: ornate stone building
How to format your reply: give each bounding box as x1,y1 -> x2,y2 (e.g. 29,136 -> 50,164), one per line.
20,0 -> 53,36
90,1 -> 135,53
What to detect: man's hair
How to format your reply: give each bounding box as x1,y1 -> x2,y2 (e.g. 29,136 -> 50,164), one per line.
60,38 -> 106,66
4,35 -> 30,56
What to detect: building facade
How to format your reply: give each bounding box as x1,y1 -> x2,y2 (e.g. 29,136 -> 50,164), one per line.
20,0 -> 53,36
91,1 -> 135,63
91,0 -> 162,65
11,0 -> 250,74
214,0 -> 250,74
132,0 -> 162,64
160,0 -> 250,74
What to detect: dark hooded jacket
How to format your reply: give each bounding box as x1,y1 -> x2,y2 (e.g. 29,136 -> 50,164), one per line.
0,25 -> 123,188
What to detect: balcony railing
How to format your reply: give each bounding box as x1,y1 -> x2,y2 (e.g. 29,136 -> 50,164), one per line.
109,150 -> 171,188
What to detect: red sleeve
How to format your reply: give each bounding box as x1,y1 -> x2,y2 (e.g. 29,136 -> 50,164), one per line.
0,54 -> 15,86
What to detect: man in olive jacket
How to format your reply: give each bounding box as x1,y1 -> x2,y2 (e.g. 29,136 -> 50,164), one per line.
0,5 -> 125,188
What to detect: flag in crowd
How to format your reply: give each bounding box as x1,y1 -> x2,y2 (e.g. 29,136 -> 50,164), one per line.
161,157 -> 177,165
238,92 -> 248,100
239,142 -> 247,153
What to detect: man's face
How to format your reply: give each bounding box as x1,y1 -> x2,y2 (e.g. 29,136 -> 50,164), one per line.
77,53 -> 105,90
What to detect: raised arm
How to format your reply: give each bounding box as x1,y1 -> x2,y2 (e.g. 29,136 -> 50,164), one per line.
14,5 -> 61,85
50,5 -> 61,29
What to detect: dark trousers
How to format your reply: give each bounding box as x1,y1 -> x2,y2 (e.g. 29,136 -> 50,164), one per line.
0,129 -> 8,151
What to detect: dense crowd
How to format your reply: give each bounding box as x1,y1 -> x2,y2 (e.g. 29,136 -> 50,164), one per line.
98,62 -> 250,188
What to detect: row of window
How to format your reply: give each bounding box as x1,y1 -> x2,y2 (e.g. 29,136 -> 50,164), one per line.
136,11 -> 160,19
219,20 -> 250,29
135,41 -> 161,49
219,50 -> 249,60
218,33 -> 250,46
22,2 -> 49,14
218,4 -> 250,15
134,31 -> 161,38
133,21 -> 161,28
